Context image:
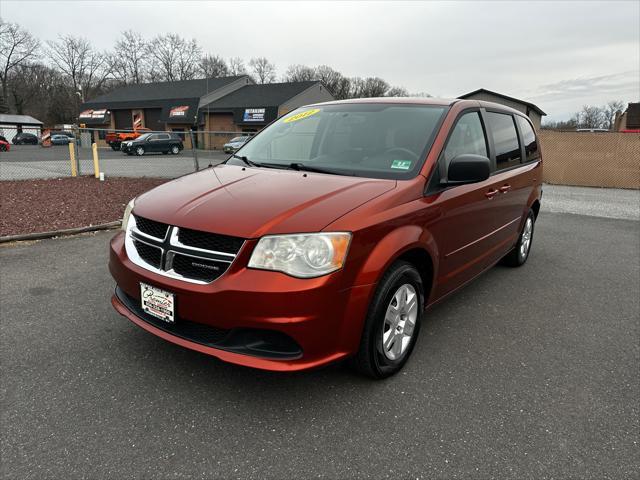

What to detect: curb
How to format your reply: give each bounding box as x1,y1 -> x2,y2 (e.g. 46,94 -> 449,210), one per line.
0,221 -> 121,244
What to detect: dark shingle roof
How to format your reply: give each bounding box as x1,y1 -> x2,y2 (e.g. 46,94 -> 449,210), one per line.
85,76 -> 247,104
0,114 -> 43,125
203,81 -> 319,110
458,88 -> 546,116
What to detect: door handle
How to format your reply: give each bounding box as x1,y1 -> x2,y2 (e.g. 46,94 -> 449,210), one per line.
485,189 -> 499,199
499,184 -> 512,193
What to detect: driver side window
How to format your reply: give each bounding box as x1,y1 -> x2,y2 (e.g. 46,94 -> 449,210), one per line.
443,112 -> 488,167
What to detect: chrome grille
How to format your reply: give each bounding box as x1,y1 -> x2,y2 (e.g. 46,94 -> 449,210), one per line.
134,215 -> 169,240
177,228 -> 244,255
125,216 -> 243,284
132,238 -> 162,268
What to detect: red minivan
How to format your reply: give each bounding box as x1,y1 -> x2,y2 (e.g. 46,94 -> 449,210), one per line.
109,98 -> 542,378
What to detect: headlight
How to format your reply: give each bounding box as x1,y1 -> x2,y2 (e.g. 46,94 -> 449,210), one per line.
248,232 -> 351,278
121,198 -> 135,230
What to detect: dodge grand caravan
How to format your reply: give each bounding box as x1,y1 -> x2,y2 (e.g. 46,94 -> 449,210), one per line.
109,98 -> 542,378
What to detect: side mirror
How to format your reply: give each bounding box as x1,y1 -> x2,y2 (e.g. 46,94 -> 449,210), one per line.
446,154 -> 491,185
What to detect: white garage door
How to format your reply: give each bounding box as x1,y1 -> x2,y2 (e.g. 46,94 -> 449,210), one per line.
0,126 -> 18,140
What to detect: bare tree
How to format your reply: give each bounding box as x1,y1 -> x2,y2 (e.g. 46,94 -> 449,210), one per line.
249,57 -> 276,84
199,54 -> 228,78
351,77 -> 389,98
7,62 -> 74,121
283,64 -> 316,82
146,34 -> 201,81
313,65 -> 351,99
603,100 -> 625,130
47,35 -> 112,104
386,86 -> 409,97
578,105 -> 605,129
228,57 -> 247,76
113,30 -> 148,84
0,20 -> 40,111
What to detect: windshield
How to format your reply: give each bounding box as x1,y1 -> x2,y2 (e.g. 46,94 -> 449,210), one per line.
228,104 -> 447,179
230,137 -> 247,143
136,133 -> 152,141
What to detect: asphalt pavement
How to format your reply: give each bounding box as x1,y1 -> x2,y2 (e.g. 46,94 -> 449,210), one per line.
1,212 -> 639,479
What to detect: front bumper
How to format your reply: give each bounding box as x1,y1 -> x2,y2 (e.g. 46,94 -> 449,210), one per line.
109,231 -> 373,371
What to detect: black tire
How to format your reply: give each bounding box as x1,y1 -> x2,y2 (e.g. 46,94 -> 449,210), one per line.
171,145 -> 180,155
135,146 -> 145,156
0,144 -> 6,151
503,209 -> 535,267
350,260 -> 424,379
110,144 -> 119,151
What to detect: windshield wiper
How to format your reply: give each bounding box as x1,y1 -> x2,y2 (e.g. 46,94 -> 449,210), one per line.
288,162 -> 344,175
230,153 -> 262,168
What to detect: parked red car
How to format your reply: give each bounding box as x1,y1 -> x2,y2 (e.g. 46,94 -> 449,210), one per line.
0,138 -> 10,151
109,98 -> 542,378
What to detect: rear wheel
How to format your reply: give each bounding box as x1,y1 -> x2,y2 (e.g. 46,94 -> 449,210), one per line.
110,143 -> 120,151
0,144 -> 6,151
135,146 -> 145,156
351,261 -> 424,379
171,145 -> 180,155
503,209 -> 535,267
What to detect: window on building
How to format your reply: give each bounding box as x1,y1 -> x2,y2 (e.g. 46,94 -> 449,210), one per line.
485,112 -> 521,170
172,128 -> 185,140
515,116 -> 539,162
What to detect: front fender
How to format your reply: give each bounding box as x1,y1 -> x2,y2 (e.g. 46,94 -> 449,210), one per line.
353,225 -> 439,291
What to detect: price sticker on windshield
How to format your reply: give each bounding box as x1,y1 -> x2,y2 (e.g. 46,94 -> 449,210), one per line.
283,109 -> 320,123
391,160 -> 412,170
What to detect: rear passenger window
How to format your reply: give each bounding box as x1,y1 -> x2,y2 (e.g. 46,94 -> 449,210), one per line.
443,112 -> 487,166
516,116 -> 539,162
486,112 -> 521,170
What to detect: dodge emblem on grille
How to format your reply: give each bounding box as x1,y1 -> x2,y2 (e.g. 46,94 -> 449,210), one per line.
192,262 -> 219,271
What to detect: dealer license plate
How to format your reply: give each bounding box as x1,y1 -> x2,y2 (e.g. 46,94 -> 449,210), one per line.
140,283 -> 175,323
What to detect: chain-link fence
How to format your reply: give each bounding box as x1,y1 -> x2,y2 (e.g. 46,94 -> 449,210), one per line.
0,138 -> 77,180
0,128 -> 242,181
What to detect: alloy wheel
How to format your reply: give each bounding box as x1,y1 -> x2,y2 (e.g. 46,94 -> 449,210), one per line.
519,217 -> 533,261
382,283 -> 418,361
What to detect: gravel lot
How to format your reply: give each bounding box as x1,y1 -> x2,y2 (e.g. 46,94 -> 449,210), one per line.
543,184 -> 639,220
1,212 -> 638,479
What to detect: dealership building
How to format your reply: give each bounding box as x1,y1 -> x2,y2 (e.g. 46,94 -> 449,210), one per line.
79,76 -> 334,148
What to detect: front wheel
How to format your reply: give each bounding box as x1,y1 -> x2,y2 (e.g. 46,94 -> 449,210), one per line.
351,261 -> 424,379
503,209 -> 535,267
135,146 -> 145,156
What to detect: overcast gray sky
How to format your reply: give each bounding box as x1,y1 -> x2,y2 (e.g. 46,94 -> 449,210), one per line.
2,0 -> 639,121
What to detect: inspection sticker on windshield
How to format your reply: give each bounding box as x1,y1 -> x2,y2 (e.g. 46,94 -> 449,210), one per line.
391,160 -> 412,170
284,108 -> 320,123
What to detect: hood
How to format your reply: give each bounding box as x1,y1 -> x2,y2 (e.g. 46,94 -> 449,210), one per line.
133,164 -> 396,238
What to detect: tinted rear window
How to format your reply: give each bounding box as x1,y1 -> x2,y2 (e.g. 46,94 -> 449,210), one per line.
515,116 -> 539,162
485,112 -> 521,170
